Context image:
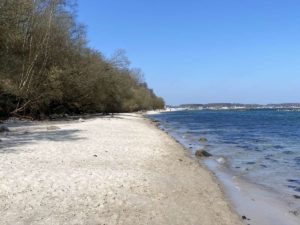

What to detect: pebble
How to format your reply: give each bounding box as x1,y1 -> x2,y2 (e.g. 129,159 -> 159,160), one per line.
0,125 -> 9,133
46,126 -> 60,131
242,215 -> 250,220
195,149 -> 212,158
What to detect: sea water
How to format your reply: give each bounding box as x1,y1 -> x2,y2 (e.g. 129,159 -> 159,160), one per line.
149,109 -> 300,205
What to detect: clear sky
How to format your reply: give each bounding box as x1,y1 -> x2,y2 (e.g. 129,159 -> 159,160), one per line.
77,0 -> 300,105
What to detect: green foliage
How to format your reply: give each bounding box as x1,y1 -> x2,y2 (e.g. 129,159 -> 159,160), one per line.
0,0 -> 164,118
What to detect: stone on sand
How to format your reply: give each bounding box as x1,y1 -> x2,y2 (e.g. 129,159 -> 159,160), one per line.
195,149 -> 212,158
0,125 -> 9,133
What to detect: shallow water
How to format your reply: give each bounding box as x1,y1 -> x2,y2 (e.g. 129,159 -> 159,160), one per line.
149,109 -> 300,205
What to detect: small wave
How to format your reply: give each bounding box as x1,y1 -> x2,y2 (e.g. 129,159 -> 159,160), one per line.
216,157 -> 226,164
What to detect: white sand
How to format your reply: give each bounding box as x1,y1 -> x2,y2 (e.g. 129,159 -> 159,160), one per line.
0,114 -> 241,225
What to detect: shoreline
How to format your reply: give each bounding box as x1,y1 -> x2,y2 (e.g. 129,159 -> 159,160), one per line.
0,113 -> 241,225
204,159 -> 300,225
147,111 -> 300,225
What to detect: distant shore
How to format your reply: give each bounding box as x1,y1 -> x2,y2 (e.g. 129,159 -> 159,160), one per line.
0,113 -> 241,225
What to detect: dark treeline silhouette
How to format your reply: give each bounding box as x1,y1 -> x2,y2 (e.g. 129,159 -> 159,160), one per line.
0,0 -> 164,119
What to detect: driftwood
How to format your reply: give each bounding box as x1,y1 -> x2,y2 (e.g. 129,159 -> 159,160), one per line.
10,112 -> 33,120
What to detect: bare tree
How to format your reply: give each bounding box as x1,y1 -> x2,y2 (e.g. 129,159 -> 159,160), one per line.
0,0 -> 165,119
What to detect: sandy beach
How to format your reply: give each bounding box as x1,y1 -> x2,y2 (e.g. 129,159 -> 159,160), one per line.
0,114 -> 241,225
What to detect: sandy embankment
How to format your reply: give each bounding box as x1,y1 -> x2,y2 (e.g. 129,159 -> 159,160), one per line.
0,114 -> 241,225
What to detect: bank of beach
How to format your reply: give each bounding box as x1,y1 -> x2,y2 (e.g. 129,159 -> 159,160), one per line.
0,113 -> 241,225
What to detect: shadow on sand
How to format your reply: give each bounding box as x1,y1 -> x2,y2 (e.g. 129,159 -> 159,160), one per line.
0,128 -> 83,154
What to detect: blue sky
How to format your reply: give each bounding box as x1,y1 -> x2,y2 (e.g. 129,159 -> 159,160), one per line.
77,0 -> 300,105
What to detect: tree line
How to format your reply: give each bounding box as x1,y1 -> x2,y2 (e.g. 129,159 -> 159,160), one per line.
0,0 -> 164,119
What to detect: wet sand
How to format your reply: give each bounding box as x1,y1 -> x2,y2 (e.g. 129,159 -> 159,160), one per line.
0,114 -> 241,225
205,159 -> 300,225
